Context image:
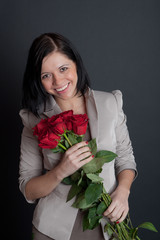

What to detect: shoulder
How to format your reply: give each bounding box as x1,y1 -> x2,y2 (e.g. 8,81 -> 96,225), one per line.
93,89 -> 122,98
92,89 -> 123,108
19,109 -> 41,129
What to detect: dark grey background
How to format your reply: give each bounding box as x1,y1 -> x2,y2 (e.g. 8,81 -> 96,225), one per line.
3,0 -> 160,239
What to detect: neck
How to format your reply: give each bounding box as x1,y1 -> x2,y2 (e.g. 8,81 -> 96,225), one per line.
55,94 -> 86,114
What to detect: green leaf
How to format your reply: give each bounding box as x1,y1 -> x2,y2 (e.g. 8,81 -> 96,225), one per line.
96,201 -> 107,215
70,171 -> 81,182
138,222 -> 158,232
88,207 -> 97,219
62,176 -> 73,185
94,168 -> 102,174
85,183 -> 103,205
67,133 -> 78,145
82,158 -> 101,173
88,138 -> 97,155
95,150 -> 117,162
51,146 -> 64,153
83,212 -> 90,231
77,136 -> 83,143
64,139 -> 70,149
67,184 -> 82,202
82,157 -> 105,173
78,177 -> 83,186
88,215 -> 102,230
83,150 -> 116,174
72,193 -> 93,209
86,173 -> 104,183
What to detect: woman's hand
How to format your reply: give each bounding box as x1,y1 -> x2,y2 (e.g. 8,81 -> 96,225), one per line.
57,141 -> 93,179
25,141 -> 93,201
103,186 -> 130,223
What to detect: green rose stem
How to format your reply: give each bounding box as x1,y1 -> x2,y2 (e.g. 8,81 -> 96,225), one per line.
108,224 -> 120,239
116,224 -> 124,240
58,143 -> 67,151
64,133 -> 72,146
136,236 -> 141,240
118,223 -> 129,240
127,212 -> 133,229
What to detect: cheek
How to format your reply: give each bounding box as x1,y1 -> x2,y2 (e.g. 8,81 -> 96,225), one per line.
67,71 -> 78,83
41,81 -> 51,91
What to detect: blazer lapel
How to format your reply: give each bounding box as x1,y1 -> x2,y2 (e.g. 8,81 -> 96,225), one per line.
85,89 -> 99,140
42,95 -> 62,118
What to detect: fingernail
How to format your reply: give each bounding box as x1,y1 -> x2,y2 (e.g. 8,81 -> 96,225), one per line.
86,141 -> 88,144
92,155 -> 94,158
116,221 -> 119,224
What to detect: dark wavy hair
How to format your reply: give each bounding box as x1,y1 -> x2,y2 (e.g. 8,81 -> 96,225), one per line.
22,33 -> 90,116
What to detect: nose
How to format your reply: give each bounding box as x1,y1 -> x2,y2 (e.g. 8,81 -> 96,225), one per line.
52,72 -> 63,85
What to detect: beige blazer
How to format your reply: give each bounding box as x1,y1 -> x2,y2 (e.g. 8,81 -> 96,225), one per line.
19,89 -> 137,240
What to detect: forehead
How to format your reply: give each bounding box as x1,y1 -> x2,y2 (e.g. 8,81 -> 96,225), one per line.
42,51 -> 73,69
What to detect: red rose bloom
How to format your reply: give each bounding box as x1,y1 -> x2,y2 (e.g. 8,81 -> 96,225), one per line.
59,110 -> 73,119
38,130 -> 61,149
48,110 -> 73,134
59,110 -> 73,131
33,110 -> 89,150
48,116 -> 67,135
71,114 -> 89,135
33,118 -> 49,140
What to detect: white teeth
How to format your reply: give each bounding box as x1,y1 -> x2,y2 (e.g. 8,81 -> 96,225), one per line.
56,83 -> 69,92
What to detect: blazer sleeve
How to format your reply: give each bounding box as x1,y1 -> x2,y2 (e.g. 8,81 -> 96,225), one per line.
112,90 -> 138,178
19,109 -> 43,203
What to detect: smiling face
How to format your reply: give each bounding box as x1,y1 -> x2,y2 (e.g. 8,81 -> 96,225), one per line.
41,51 -> 78,102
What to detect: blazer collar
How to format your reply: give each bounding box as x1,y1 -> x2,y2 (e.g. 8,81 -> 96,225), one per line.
85,88 -> 99,140
41,88 -> 98,139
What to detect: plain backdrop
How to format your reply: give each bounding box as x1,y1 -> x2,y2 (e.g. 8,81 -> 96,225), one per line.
3,0 -> 160,239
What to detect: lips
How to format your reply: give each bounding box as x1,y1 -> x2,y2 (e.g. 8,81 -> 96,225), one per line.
55,83 -> 70,92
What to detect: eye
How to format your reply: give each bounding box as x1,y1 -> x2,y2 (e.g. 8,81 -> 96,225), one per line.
60,67 -> 68,72
41,73 -> 52,80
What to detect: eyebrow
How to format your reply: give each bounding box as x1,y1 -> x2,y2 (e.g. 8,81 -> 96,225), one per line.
58,63 -> 70,69
41,64 -> 70,75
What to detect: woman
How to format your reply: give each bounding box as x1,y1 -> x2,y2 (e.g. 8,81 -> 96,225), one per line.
19,33 -> 137,240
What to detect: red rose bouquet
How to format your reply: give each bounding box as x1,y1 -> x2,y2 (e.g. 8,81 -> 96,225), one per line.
33,110 -> 157,239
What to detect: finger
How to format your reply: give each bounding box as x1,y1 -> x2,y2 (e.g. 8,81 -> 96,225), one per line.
109,209 -> 123,222
116,209 -> 128,223
78,152 -> 92,161
107,206 -> 122,222
103,202 -> 116,217
66,141 -> 88,154
79,155 -> 94,167
74,146 -> 91,157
